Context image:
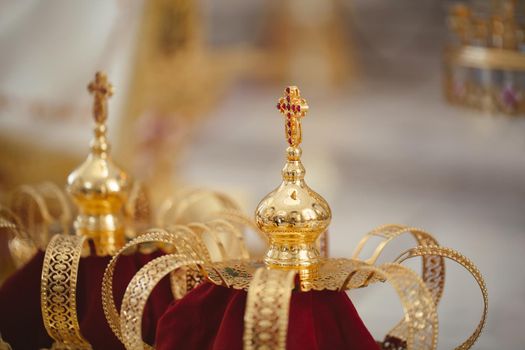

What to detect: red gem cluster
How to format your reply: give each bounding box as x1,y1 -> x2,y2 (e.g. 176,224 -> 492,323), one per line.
276,87 -> 307,146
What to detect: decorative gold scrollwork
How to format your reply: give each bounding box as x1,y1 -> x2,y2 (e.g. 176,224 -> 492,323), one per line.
243,268 -> 296,350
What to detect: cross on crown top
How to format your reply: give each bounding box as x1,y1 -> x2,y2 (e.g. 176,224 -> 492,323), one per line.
276,86 -> 309,147
88,71 -> 114,124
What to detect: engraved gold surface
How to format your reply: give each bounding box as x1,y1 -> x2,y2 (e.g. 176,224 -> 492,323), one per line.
41,234 -> 91,350
204,258 -> 384,292
243,268 -> 296,350
255,86 -> 331,269
67,71 -> 130,256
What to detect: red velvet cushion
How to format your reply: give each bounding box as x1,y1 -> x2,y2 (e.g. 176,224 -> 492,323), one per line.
0,250 -> 173,350
156,282 -> 380,350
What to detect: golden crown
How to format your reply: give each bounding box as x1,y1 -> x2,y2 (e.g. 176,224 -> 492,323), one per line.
0,81 -> 490,350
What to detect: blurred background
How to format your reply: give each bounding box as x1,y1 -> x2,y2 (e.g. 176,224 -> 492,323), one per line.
1,0 -> 524,348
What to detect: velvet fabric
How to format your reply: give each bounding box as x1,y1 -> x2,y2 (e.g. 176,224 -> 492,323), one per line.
0,250 -> 173,350
156,282 -> 380,350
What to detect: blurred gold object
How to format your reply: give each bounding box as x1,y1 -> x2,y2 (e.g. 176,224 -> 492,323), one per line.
117,0 -> 232,204
113,86 -> 488,350
67,72 -> 130,256
444,0 -> 525,115
0,335 -> 12,350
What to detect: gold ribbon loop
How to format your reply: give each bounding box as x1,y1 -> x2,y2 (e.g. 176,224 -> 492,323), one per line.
41,234 -> 92,350
353,224 -> 446,304
243,268 -> 296,350
119,254 -> 203,350
348,263 -> 439,350
187,219 -> 250,262
102,227 -> 209,344
395,246 -> 488,350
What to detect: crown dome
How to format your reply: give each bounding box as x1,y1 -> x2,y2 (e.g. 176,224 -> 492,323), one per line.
66,72 -> 130,255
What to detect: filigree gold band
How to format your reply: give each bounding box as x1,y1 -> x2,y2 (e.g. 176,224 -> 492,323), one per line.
41,234 -> 92,350
347,263 -> 439,350
395,246 -> 488,350
213,208 -> 267,243
353,224 -> 446,304
243,268 -> 296,350
101,227 -> 209,344
187,219 -> 250,261
120,254 -> 203,350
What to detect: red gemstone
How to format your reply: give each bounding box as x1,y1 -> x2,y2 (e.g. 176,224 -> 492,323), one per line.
287,121 -> 291,128
287,112 -> 291,118
286,96 -> 290,103
297,105 -> 301,112
276,103 -> 281,110
281,104 -> 286,110
286,87 -> 290,94
286,104 -> 290,111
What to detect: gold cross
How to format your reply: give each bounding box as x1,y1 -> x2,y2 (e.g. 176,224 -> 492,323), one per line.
276,86 -> 309,147
87,71 -> 114,124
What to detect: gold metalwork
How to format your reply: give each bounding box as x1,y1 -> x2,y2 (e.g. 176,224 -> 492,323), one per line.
107,86 -> 488,350
353,264 -> 439,350
120,254 -> 203,350
204,258 -> 383,292
395,246 -> 488,350
67,71 -> 130,256
41,234 -> 91,350
276,86 -> 309,147
188,219 -> 250,261
243,268 -> 296,350
102,227 -> 209,345
256,86 -> 331,270
353,224 -> 446,304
